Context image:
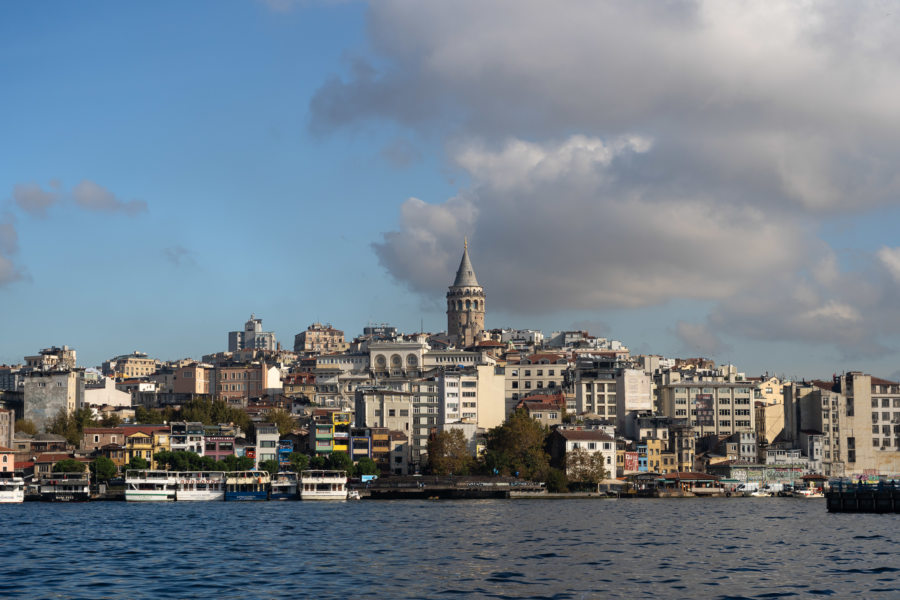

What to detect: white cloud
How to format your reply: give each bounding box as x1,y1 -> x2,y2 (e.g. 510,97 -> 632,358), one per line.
72,180 -> 147,215
12,183 -> 61,217
318,0 -> 900,356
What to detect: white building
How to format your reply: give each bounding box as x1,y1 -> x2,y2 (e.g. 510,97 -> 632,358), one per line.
228,314 -> 277,352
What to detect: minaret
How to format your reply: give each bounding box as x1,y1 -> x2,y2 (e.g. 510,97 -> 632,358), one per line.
447,239 -> 486,347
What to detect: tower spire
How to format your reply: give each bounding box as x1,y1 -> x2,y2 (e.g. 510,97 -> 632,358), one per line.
452,241 -> 479,287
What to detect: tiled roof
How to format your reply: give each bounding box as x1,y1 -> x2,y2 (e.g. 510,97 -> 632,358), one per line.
559,430 -> 614,442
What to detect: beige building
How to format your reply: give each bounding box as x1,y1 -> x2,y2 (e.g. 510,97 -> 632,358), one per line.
24,346 -> 77,371
752,376 -> 785,445
446,242 -> 485,348
658,381 -> 756,437
0,408 -> 13,450
505,353 -> 568,416
214,362 -> 281,406
294,323 -> 348,356
102,352 -> 159,379
785,373 -> 900,478
174,363 -> 213,395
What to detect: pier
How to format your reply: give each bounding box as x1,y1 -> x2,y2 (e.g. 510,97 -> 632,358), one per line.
826,481 -> 900,513
360,475 -> 546,500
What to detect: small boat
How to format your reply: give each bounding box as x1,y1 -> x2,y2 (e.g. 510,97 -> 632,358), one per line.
225,470 -> 271,501
175,471 -> 226,502
125,470 -> 177,502
300,470 -> 348,501
750,490 -> 773,497
270,472 -> 299,500
0,472 -> 25,503
40,473 -> 91,502
347,490 -> 361,501
792,488 -> 825,498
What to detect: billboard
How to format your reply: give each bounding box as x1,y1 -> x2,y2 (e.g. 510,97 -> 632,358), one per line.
695,394 -> 714,427
624,452 -> 639,472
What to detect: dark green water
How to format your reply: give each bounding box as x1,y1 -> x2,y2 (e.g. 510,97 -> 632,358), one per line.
1,498 -> 896,598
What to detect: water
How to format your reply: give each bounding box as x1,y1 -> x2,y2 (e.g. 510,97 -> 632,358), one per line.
1,498 -> 897,599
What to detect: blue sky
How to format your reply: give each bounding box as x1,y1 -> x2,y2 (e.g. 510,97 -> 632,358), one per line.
3,1 -> 900,380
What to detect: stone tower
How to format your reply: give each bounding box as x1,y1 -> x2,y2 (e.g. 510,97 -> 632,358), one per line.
447,240 -> 485,347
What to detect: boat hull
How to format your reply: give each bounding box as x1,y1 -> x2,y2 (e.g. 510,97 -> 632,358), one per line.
126,491 -> 175,502
225,491 -> 269,501
176,490 -> 224,502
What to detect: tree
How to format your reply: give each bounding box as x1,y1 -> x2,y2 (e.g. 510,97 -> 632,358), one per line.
565,448 -> 609,491
262,409 -> 296,437
15,419 -> 37,435
47,407 -> 96,446
100,413 -> 122,427
355,457 -> 379,476
480,409 -> 551,480
221,455 -> 254,472
259,459 -> 280,477
289,452 -> 310,473
309,455 -> 328,470
126,456 -> 149,471
91,456 -> 118,482
545,468 -> 569,493
426,430 -> 472,475
53,458 -> 86,473
327,451 -> 353,475
133,405 -> 160,424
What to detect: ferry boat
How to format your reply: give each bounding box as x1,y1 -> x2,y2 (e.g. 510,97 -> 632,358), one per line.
40,472 -> 91,502
224,470 -> 271,501
300,470 -> 348,501
175,471 -> 226,502
270,471 -> 299,500
0,472 -> 25,503
125,470 -> 177,502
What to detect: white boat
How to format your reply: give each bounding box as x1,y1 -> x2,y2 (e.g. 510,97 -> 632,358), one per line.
270,472 -> 298,500
300,470 -> 348,501
224,470 -> 270,501
0,473 -> 25,503
750,490 -> 774,497
175,471 -> 226,502
792,488 -> 825,498
125,470 -> 177,502
40,473 -> 91,502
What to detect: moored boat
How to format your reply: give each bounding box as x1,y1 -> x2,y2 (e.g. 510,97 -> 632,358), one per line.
125,470 -> 177,502
793,488 -> 825,498
225,470 -> 270,501
175,471 -> 226,502
40,472 -> 91,502
270,471 -> 298,500
0,472 -> 25,503
300,470 -> 348,501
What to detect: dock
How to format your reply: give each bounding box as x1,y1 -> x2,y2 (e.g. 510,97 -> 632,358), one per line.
360,475 -> 546,500
826,481 -> 900,513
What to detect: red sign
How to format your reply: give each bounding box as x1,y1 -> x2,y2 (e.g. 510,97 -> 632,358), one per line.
624,452 -> 639,472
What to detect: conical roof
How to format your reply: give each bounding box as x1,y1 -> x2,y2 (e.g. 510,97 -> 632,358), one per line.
452,243 -> 480,287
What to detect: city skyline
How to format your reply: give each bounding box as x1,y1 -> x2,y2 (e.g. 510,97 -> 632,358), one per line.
4,2 -> 900,380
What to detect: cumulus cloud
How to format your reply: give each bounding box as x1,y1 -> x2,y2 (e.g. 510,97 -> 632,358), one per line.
317,0 -> 900,356
72,180 -> 147,215
12,182 -> 61,217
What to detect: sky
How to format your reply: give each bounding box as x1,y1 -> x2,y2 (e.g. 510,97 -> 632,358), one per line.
3,1 -> 900,380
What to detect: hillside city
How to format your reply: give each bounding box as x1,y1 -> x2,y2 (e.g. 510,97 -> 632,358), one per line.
1,244 -> 899,489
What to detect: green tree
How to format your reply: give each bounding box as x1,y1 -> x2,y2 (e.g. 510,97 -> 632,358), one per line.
309,455 -> 328,470
15,418 -> 37,435
91,456 -> 118,482
259,459 -> 280,477
47,407 -> 96,446
262,409 -> 296,437
545,468 -> 569,493
53,458 -> 86,473
288,452 -> 310,473
426,430 -> 472,475
100,413 -> 122,427
133,405 -> 160,424
126,456 -> 149,471
327,451 -> 353,475
480,409 -> 551,481
355,456 -> 379,476
221,455 -> 254,472
565,448 -> 609,491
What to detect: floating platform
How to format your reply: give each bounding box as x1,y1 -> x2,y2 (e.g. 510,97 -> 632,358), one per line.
826,482 -> 900,513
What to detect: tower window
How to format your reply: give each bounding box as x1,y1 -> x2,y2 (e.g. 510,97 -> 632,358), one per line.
466,300 -> 471,309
